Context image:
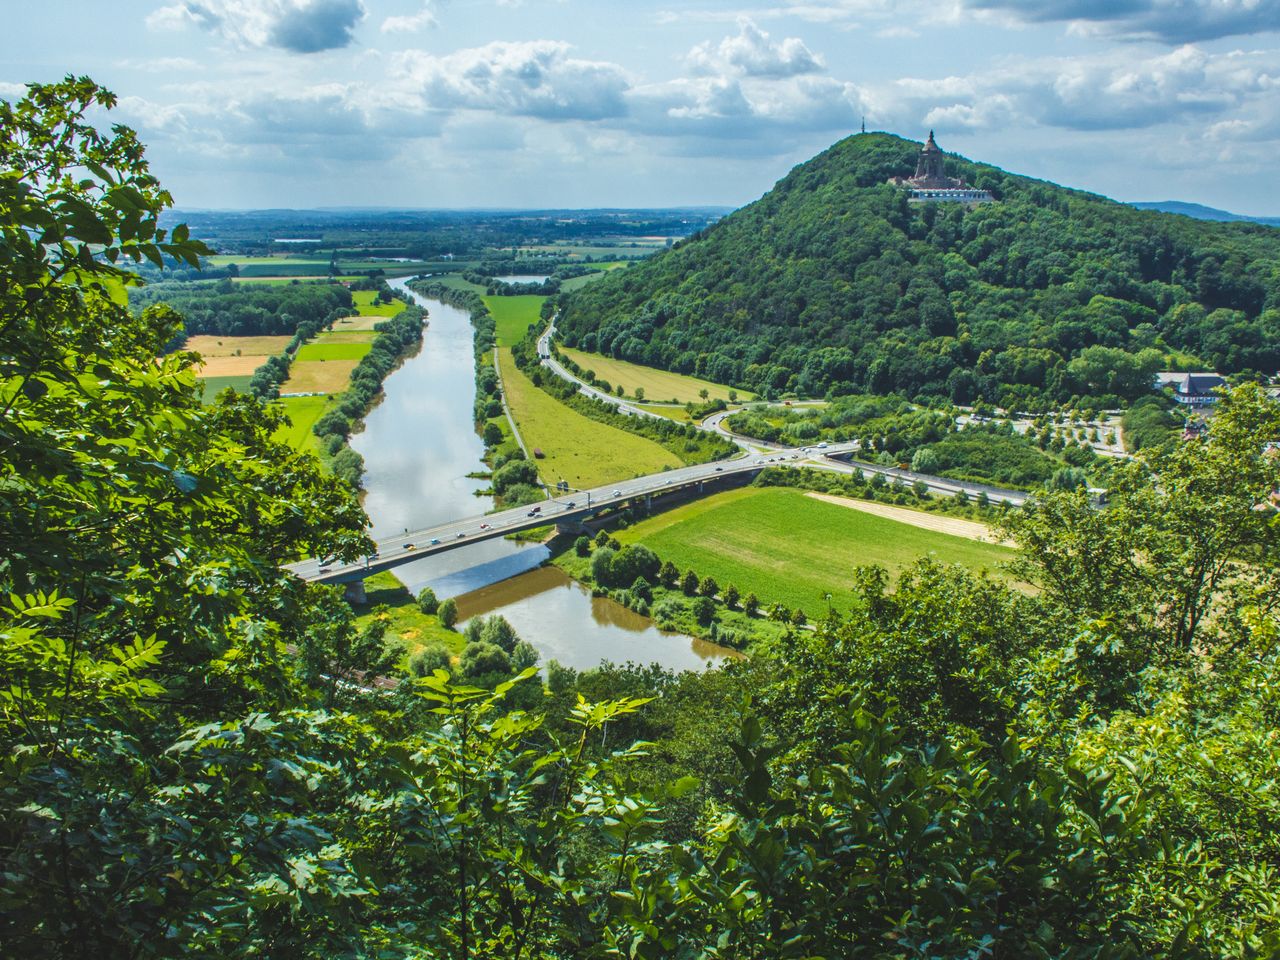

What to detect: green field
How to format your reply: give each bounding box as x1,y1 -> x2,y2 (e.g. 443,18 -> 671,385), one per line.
497,349 -> 681,488
352,290 -> 405,317
559,265 -> 628,292
272,395 -> 329,453
614,487 -> 1017,615
483,295 -> 545,347
207,255 -> 327,267
428,274 -> 487,294
350,572 -> 463,658
635,402 -> 693,422
295,341 -> 373,362
199,375 -> 254,403
559,347 -> 750,404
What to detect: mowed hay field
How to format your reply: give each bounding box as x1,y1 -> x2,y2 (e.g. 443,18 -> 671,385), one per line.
185,334 -> 290,378
614,486 -> 1018,615
558,347 -> 751,404
316,331 -> 379,344
330,314 -> 384,332
185,335 -> 293,357
496,349 -> 681,488
483,295 -> 545,346
283,360 -> 360,393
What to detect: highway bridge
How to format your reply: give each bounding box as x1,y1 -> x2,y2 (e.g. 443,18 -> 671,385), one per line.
287,449 -> 828,585
289,320 -> 1028,589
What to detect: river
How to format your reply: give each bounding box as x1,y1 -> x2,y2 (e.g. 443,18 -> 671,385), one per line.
348,279 -> 729,672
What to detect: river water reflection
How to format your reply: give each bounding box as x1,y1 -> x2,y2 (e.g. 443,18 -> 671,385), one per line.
349,279 -> 730,670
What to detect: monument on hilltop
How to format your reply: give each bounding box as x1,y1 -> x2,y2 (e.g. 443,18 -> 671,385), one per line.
890,131 -> 993,204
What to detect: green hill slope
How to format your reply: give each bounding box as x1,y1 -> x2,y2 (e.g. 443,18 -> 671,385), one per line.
556,133 -> 1280,408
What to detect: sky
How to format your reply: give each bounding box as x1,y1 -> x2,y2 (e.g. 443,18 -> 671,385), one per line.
4,1 -> 1280,214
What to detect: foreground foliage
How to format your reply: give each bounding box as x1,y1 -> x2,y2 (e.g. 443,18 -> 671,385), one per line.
5,79 -> 1280,959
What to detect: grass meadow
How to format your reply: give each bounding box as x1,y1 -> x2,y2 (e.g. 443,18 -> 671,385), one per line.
497,349 -> 681,488
614,486 -> 1018,615
352,290 -> 405,317
350,572 -> 463,658
483,295 -> 545,347
272,396 -> 330,453
198,375 -> 254,403
295,341 -> 373,362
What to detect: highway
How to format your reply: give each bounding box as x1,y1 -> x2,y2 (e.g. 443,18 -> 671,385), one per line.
287,450 -> 814,584
288,324 -> 1027,585
535,323 -> 1025,505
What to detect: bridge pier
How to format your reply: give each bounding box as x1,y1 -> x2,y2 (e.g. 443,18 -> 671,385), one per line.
645,494 -> 652,515
343,580 -> 367,605
555,519 -> 588,537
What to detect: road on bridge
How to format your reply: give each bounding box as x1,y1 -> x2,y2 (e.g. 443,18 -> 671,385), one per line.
289,323 -> 1027,585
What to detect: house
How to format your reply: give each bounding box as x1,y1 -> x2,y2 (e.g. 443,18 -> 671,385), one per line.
1154,372 -> 1226,406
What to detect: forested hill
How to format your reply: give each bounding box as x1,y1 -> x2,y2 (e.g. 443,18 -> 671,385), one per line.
556,132 -> 1280,409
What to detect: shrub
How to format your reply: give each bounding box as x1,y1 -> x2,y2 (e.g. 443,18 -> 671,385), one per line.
416,587 -> 439,615
438,598 -> 458,629
681,570 -> 700,596
408,644 -> 451,677
459,641 -> 511,680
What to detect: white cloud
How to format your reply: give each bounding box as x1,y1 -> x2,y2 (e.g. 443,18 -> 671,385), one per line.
688,18 -> 825,77
392,40 -> 630,120
381,2 -> 436,33
147,0 -> 366,53
880,45 -> 1278,134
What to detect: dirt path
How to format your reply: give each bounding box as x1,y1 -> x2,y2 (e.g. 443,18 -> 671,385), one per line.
806,492 -> 1015,546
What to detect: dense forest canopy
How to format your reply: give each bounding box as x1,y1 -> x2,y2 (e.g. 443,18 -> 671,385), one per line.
132,278 -> 354,339
6,79 -> 1280,959
557,133 -> 1280,409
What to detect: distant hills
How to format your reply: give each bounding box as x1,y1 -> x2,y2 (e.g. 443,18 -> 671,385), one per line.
557,133 -> 1280,409
1131,200 -> 1280,227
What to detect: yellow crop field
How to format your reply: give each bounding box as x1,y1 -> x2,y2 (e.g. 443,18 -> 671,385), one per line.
283,360 -> 360,393
559,347 -> 751,404
330,315 -> 384,332
185,335 -> 292,356
197,354 -> 271,377
497,349 -> 680,488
